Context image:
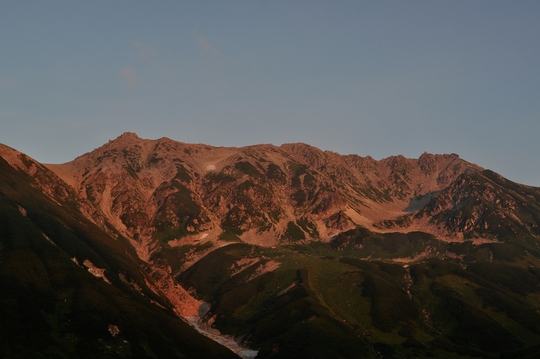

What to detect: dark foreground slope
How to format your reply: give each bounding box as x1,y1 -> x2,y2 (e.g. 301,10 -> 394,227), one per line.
0,156 -> 239,358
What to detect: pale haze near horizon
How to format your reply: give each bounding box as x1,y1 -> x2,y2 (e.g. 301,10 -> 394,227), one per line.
1,1 -> 539,186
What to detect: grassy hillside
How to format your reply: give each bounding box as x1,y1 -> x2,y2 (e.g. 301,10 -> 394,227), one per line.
177,239 -> 540,358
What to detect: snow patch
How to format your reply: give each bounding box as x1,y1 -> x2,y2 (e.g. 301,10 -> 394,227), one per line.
17,205 -> 27,216
42,232 -> 57,247
186,315 -> 258,359
108,324 -> 120,337
83,259 -> 111,284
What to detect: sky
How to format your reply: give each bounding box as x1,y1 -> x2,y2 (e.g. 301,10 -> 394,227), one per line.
1,1 -> 539,186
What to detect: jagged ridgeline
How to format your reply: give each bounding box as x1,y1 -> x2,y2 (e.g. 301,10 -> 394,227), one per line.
2,133 -> 540,358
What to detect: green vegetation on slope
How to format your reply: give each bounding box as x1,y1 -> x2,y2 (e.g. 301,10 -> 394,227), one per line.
177,237 -> 540,358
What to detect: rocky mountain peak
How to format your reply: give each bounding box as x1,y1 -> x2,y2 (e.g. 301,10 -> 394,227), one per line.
117,131 -> 140,140
39,133 -> 502,252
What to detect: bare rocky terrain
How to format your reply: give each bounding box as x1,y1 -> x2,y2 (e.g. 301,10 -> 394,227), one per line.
44,132 -> 487,243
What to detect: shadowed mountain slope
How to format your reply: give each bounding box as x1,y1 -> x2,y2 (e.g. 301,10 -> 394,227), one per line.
0,144 -> 240,358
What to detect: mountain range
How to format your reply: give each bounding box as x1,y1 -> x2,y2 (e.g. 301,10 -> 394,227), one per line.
1,132 -> 540,358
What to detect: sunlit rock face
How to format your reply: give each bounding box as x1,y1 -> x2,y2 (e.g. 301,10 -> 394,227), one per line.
45,133 -> 495,249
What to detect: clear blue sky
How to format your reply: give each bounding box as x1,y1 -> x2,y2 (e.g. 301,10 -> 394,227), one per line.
1,1 -> 539,186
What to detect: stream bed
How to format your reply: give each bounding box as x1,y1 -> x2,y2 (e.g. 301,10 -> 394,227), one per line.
185,316 -> 259,359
